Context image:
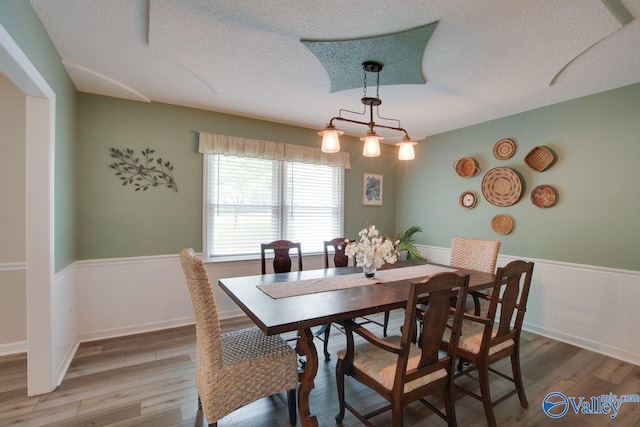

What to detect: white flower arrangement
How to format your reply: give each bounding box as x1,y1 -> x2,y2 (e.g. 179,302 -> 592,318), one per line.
344,225 -> 399,269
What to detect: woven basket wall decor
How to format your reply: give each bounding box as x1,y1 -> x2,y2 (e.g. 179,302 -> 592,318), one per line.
493,138 -> 516,160
481,167 -> 522,207
524,146 -> 555,172
453,157 -> 479,178
531,185 -> 558,208
459,191 -> 477,209
491,214 -> 514,235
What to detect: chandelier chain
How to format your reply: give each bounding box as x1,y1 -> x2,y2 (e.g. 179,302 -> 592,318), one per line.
363,68 -> 368,98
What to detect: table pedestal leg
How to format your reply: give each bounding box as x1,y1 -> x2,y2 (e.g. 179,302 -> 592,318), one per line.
296,328 -> 318,427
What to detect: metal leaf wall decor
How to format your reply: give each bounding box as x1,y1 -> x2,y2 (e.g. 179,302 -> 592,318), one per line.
109,148 -> 178,192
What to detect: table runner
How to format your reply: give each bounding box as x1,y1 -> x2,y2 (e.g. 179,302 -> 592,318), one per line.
257,264 -> 457,299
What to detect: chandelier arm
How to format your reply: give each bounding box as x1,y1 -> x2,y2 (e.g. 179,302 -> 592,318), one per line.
371,123 -> 410,138
329,116 -> 369,128
329,117 -> 410,139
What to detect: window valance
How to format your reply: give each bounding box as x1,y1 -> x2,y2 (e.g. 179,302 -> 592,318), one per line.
198,132 -> 351,169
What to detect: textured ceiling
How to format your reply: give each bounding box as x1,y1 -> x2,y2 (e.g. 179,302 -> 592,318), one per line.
30,0 -> 640,143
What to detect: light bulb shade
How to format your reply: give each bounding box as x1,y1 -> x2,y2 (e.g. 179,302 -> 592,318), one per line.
319,125 -> 343,153
397,140 -> 416,160
361,131 -> 382,157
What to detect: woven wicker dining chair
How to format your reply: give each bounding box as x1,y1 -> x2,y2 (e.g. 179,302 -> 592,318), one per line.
335,272 -> 470,427
180,248 -> 298,427
415,237 -> 501,345
448,260 -> 534,427
450,237 -> 500,316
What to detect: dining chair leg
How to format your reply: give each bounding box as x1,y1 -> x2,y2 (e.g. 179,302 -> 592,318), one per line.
383,310 -> 390,337
443,382 -> 457,427
198,394 -> 202,410
471,292 -> 482,316
323,324 -> 331,361
391,396 -> 404,427
335,358 -> 346,423
511,351 -> 529,408
287,388 -> 297,425
478,362 -> 497,427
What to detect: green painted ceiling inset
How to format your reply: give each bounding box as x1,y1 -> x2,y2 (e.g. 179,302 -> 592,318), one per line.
301,22 -> 439,93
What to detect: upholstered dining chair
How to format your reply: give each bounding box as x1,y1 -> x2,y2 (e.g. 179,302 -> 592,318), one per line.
450,237 -> 500,316
180,248 -> 298,427
319,238 -> 392,361
261,240 -> 303,274
449,260 -> 534,427
335,272 -> 470,427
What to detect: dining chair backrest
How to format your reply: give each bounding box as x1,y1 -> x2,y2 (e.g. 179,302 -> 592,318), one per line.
260,240 -> 303,274
404,272 -> 470,376
323,238 -> 353,268
179,248 -> 222,366
450,237 -> 500,274
483,260 -> 534,347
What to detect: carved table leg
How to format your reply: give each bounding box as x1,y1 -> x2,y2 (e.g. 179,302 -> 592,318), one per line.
296,328 -> 319,427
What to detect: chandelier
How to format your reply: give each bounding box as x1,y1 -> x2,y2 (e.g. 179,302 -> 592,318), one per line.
319,61 -> 417,160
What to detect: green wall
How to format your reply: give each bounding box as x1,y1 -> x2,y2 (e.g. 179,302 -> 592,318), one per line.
396,83 -> 640,271
77,94 -> 397,259
0,0 -> 78,272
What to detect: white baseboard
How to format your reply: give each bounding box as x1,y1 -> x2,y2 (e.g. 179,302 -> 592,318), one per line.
55,339 -> 79,387
0,340 -> 27,356
523,322 -> 640,367
78,316 -> 196,343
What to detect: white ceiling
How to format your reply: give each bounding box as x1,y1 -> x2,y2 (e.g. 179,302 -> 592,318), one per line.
30,0 -> 640,142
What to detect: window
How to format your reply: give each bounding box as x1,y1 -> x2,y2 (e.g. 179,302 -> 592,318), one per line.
203,154 -> 344,260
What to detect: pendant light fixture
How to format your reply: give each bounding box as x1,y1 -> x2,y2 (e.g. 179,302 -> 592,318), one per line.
319,61 -> 417,160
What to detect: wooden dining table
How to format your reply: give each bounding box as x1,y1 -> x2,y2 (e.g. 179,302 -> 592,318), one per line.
218,261 -> 495,427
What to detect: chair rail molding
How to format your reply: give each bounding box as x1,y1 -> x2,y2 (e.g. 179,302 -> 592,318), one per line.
0,261 -> 27,272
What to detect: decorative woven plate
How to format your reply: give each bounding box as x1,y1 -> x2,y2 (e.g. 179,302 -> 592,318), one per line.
481,167 -> 522,207
524,146 -> 555,171
491,214 -> 514,235
459,191 -> 477,209
453,157 -> 479,178
531,185 -> 558,208
493,138 -> 516,160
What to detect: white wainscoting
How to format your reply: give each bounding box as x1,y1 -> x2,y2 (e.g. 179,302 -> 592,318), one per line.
417,244 -> 640,366
75,253 -> 326,343
0,262 -> 26,356
53,262 -> 79,387
13,246 -> 634,381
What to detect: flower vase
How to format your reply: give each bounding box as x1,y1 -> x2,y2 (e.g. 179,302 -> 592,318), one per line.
362,263 -> 377,278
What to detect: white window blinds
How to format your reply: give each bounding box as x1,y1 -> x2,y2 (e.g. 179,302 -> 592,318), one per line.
200,133 -> 347,260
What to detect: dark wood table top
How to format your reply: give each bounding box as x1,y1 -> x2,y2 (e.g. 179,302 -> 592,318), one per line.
218,261 -> 495,335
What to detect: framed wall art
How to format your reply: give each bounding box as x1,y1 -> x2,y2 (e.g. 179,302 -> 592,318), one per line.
363,172 -> 383,206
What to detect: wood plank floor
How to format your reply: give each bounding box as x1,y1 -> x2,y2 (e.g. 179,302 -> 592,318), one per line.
1,311 -> 639,426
